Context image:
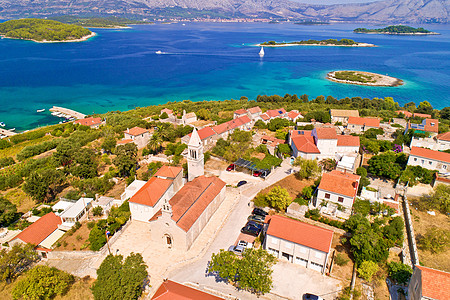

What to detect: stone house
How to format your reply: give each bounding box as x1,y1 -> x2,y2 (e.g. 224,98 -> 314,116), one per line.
330,109 -> 359,124
264,215 -> 333,274
212,115 -> 252,140
182,111 -> 197,124
405,118 -> 439,134
74,117 -> 103,129
346,117 -> 380,133
123,126 -> 152,149
181,126 -> 217,148
407,147 -> 450,174
408,265 -> 449,300
313,170 -> 360,219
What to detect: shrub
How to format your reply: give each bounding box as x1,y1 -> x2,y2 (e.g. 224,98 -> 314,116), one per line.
357,260 -> 379,281
388,262 -> 413,285
87,221 -> 96,229
253,193 -> 269,208
334,253 -> 349,266
92,206 -> 103,216
418,226 -> 450,253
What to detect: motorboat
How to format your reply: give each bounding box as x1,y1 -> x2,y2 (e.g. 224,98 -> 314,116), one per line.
259,46 -> 265,57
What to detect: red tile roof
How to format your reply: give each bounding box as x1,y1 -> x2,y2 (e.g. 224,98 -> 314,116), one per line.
287,111 -> 300,120
260,113 -> 270,121
234,109 -> 247,115
11,213 -> 61,247
125,126 -> 148,136
187,127 -> 216,141
410,147 -> 450,164
292,135 -> 320,154
212,115 -> 251,135
318,170 -> 360,198
348,117 -> 380,128
424,119 -> 439,133
161,108 -> 173,115
117,139 -> 133,145
74,117 -> 102,127
437,132 -> 450,142
416,265 -> 450,300
261,135 -> 285,145
151,280 -> 224,300
396,110 -> 413,118
154,166 -> 183,179
290,130 -> 313,138
266,215 -> 333,253
414,113 -> 432,119
129,177 -> 173,207
337,135 -> 360,147
315,127 -> 338,139
248,106 -> 262,114
266,108 -> 287,118
168,176 -> 225,232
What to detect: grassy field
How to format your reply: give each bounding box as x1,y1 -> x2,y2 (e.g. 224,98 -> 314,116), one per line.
0,135 -> 54,159
259,174 -> 314,199
1,187 -> 35,213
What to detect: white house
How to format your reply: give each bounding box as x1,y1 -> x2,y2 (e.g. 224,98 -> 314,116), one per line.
407,147 -> 450,174
60,197 -> 93,228
123,127 -> 152,149
121,180 -> 147,201
313,170 -> 360,219
264,215 -> 333,274
436,132 -> 450,151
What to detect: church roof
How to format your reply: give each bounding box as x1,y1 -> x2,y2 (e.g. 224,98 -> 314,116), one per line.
129,177 -> 173,207
188,128 -> 202,147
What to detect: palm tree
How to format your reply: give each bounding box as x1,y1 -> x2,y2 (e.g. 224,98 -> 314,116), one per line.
148,133 -> 162,154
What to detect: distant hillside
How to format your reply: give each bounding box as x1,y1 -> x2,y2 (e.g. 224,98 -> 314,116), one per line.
0,0 -> 448,23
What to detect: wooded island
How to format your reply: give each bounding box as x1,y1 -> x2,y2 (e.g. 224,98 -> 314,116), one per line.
259,38 -> 374,47
354,25 -> 438,35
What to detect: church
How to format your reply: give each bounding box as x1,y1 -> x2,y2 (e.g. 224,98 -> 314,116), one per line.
128,128 -> 226,250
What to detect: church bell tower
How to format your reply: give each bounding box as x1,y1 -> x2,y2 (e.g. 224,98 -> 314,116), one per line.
187,128 -> 204,182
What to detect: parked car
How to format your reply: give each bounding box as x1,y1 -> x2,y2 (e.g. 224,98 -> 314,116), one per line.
252,207 -> 268,217
246,221 -> 263,230
303,294 -> 324,300
237,240 -> 253,249
252,171 -> 261,177
228,244 -> 245,255
247,214 -> 265,224
241,225 -> 260,237
226,164 -> 235,171
236,180 -> 247,187
260,170 -> 271,178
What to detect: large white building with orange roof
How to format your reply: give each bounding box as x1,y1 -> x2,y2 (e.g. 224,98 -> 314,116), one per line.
407,147 -> 450,173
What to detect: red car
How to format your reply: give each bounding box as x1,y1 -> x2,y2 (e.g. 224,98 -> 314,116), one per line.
253,171 -> 261,177
226,164 -> 235,171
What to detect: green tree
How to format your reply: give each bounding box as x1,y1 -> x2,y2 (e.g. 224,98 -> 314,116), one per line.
92,253 -> 148,300
277,144 -> 291,157
197,108 -> 211,120
208,249 -> 239,282
102,136 -> 117,153
12,266 -> 74,300
54,142 -> 78,167
440,107 -> 450,120
357,260 -> 379,281
93,206 -> 103,216
0,197 -> 18,227
147,133 -> 162,154
266,186 -> 292,211
387,262 -> 413,284
417,226 -> 450,254
301,186 -> 313,200
293,157 -> 321,180
383,217 -> 404,247
113,143 -> 138,177
0,244 -> 38,282
23,169 -> 65,202
160,112 -> 169,119
367,152 -> 406,180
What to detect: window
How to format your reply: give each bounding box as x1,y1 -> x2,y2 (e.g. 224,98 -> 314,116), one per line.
414,158 -> 417,161
338,197 -> 344,203
325,193 -> 330,199
429,161 -> 432,165
421,160 -> 425,164
444,165 -> 447,169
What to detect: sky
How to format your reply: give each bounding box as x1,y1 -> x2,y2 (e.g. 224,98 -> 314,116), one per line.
291,0 -> 380,4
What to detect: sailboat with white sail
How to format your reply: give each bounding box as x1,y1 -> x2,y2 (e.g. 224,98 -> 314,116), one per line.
259,46 -> 264,57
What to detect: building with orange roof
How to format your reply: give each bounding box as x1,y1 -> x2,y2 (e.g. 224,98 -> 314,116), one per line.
330,109 -> 360,124
128,166 -> 183,223
181,126 -> 217,148
149,176 -> 226,250
286,110 -> 302,122
413,113 -> 432,119
406,118 -> 439,134
212,115 -> 252,139
407,147 -> 450,173
160,108 -> 174,117
74,117 -> 103,128
436,132 -> 450,150
395,110 -> 413,118
123,126 -> 152,149
9,212 -> 62,255
314,170 -> 360,219
289,128 -> 359,160
151,280 -> 224,299
408,265 -> 450,300
264,215 -> 333,274
347,117 -> 380,133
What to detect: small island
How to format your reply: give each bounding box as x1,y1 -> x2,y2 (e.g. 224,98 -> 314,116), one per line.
0,19 -> 95,43
354,25 -> 439,35
326,71 -> 404,87
258,38 -> 375,47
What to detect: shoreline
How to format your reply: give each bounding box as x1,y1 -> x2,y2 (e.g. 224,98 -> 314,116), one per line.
0,31 -> 97,43
256,42 -> 376,47
326,71 -> 404,87
355,32 -> 440,35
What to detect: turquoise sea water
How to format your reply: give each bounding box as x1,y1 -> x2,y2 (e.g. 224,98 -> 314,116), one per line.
0,22 -> 449,130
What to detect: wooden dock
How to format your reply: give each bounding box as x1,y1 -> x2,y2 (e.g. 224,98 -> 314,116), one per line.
49,106 -> 86,120
0,128 -> 17,137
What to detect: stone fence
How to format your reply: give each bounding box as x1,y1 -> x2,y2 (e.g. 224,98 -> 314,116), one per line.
402,197 -> 420,266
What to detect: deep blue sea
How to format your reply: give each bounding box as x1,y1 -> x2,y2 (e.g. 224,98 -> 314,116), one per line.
0,22 -> 449,130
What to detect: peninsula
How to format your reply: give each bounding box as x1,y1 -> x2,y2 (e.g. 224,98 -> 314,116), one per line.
0,19 -> 94,43
326,71 -> 404,87
354,25 -> 439,35
258,38 -> 375,47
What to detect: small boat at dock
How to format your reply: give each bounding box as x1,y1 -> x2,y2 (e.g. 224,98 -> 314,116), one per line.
37,109 -> 45,112
0,122 -> 5,127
